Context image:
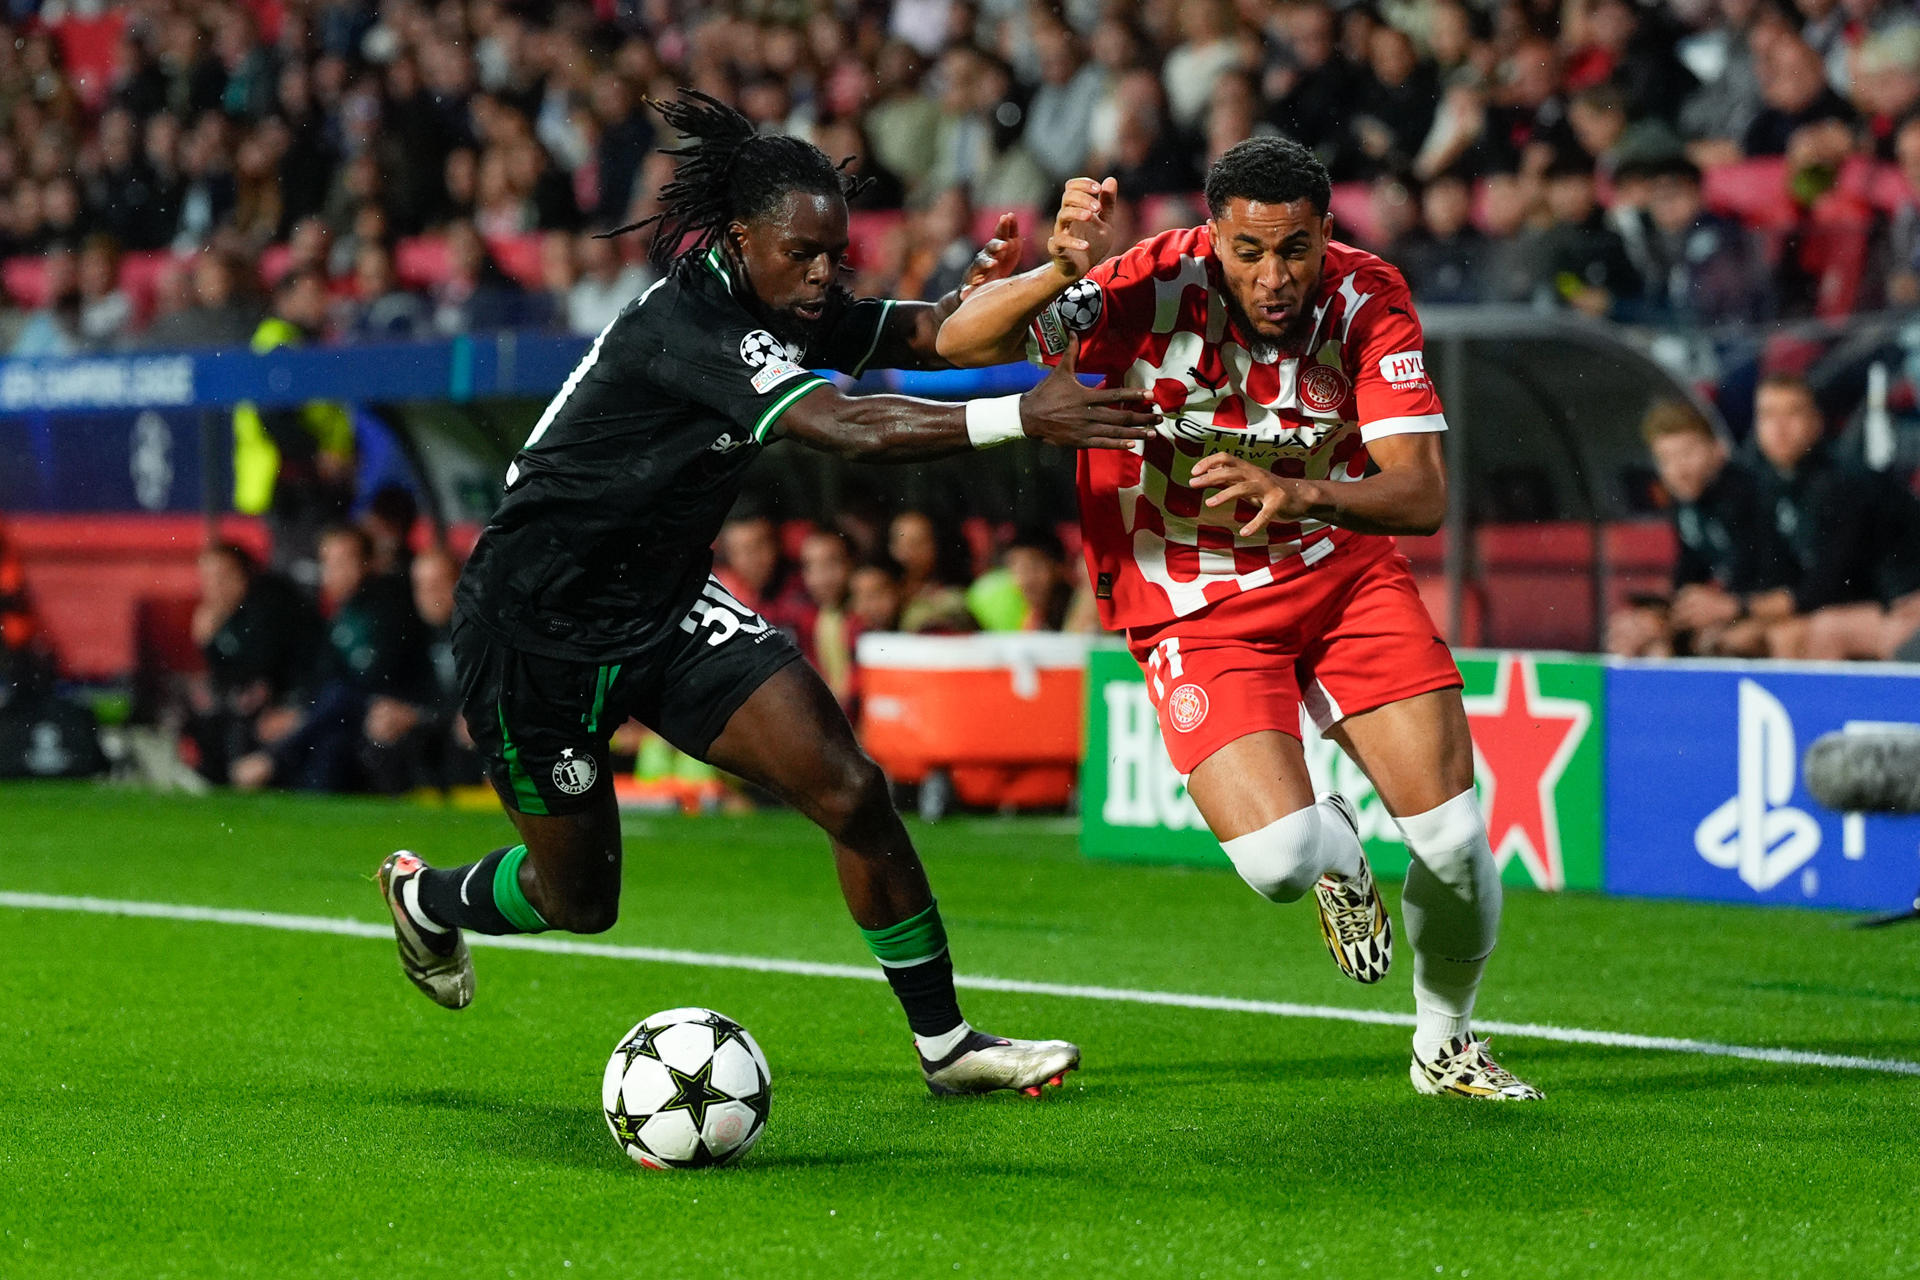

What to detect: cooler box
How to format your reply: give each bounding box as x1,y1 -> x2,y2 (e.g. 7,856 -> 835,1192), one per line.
856,633 -> 1093,810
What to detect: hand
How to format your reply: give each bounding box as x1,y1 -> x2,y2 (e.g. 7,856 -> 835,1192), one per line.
364,696 -> 422,746
1017,336 -> 1158,450
1670,584 -> 1741,631
1047,177 -> 1119,281
255,705 -> 303,744
1192,452 -> 1315,537
230,752 -> 275,790
961,212 -> 1022,298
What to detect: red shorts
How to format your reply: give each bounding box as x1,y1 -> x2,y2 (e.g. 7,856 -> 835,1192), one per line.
1126,537 -> 1462,775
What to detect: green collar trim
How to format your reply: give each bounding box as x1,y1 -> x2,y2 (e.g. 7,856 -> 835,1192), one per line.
703,246 -> 734,290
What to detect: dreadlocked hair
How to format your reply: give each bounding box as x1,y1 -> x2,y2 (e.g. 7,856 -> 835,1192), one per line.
600,89 -> 868,273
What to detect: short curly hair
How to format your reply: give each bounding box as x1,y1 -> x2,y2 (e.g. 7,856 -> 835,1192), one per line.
1203,136 -> 1332,219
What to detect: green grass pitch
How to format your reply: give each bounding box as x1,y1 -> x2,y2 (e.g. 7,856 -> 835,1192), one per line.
3,783 -> 1917,1279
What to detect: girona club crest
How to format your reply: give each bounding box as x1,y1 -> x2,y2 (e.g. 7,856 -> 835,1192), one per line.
1298,363 -> 1350,415
1168,683 -> 1209,733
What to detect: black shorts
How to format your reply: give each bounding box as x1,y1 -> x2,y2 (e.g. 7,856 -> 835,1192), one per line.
453,576 -> 804,816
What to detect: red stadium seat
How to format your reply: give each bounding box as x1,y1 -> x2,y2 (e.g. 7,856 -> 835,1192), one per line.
258,243 -> 294,288
1601,520 -> 1676,614
487,233 -> 544,289
1702,158 -> 1797,230
4,255 -> 49,308
1477,521 -> 1597,652
1327,182 -> 1379,247
6,515 -> 268,680
395,235 -> 452,288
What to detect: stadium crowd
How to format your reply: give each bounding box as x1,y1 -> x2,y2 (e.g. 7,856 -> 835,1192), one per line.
3,0 -> 1920,353
159,491 -> 1085,794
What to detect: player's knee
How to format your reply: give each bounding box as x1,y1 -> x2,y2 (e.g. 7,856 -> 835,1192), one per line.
811,752 -> 893,840
1220,807 -> 1322,903
1396,789 -> 1493,893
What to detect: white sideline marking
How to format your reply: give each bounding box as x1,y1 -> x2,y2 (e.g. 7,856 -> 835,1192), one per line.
6,890 -> 1918,1078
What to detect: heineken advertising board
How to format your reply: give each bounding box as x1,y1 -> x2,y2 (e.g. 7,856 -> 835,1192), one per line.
1080,646 -> 1606,892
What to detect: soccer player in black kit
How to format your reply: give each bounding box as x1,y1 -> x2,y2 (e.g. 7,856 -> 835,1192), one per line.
376,93 -> 1157,1095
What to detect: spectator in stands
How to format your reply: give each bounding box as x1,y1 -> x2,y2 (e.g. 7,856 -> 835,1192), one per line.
8,249 -> 81,357
591,74 -> 653,225
814,118 -> 907,213
1535,150 -> 1643,317
1395,168 -> 1488,303
39,174 -> 87,251
87,106 -> 172,252
1263,2 -> 1362,177
1850,27 -> 1920,161
171,111 -> 238,253
141,248 -> 258,350
184,542 -> 321,785
233,267 -> 355,589
74,235 -> 133,351
927,46 -> 1050,210
1162,0 -> 1248,134
1022,24 -> 1105,185
797,528 -> 860,709
431,220 -> 531,334
232,523 -> 427,792
566,230 -> 651,335
968,526 -> 1075,631
1090,71 -> 1196,198
1608,400 -> 1787,658
1735,371 -> 1890,656
1635,155 -> 1771,324
848,554 -> 907,633
716,512 -> 815,641
865,41 -> 943,193
1204,70 -> 1281,171
1867,114 -> 1920,306
1351,25 -> 1440,179
888,509 -> 976,633
342,241 -> 427,341
362,484 -> 420,581
1680,0 -> 1786,153
1744,35 -> 1856,156
360,545 -> 483,794
1565,0 -> 1698,126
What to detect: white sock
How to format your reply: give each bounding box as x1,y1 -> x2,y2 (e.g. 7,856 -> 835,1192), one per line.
401,875 -> 449,934
915,1020 -> 973,1062
1395,788 -> 1501,1060
1219,801 -> 1362,903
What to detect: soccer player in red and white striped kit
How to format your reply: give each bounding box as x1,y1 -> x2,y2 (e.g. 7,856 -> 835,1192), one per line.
940,138 -> 1540,1099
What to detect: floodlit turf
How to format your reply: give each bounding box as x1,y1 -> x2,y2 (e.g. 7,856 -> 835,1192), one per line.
3,784 -> 1917,1279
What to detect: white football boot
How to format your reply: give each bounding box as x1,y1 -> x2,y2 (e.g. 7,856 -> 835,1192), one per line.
1311,793 -> 1393,984
377,851 -> 474,1010
1411,1036 -> 1544,1101
920,1031 -> 1081,1097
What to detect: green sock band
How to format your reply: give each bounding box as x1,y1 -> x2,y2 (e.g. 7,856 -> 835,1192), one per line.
860,902 -> 948,969
492,844 -> 549,933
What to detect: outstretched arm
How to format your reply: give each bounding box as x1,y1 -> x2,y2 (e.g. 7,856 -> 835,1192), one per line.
938,178 -> 1120,368
858,213 -> 1026,372
780,337 -> 1155,462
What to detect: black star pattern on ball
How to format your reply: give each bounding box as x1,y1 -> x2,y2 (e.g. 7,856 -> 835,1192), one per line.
618,1024 -> 663,1070
737,1078 -> 772,1131
693,1011 -> 756,1059
660,1058 -> 729,1131
606,1108 -> 644,1146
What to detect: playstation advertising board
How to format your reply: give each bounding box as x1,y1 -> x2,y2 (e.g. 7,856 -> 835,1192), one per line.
1605,662 -> 1920,912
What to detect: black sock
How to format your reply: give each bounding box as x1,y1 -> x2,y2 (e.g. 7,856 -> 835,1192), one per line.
881,951 -> 966,1039
413,845 -> 548,935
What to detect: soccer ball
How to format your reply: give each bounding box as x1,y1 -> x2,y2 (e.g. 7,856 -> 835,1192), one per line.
602,1007 -> 771,1170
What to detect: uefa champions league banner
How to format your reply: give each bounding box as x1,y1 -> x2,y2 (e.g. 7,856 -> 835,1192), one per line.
1605,662 -> 1920,912
1080,647 -> 1607,893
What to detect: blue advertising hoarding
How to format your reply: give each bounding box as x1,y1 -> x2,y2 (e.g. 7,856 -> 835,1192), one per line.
1606,661 -> 1920,911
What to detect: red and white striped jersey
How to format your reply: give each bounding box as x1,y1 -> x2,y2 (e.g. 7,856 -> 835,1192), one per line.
1028,226 -> 1447,632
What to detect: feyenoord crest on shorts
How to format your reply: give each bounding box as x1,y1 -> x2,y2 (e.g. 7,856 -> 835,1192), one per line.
553,748 -> 598,795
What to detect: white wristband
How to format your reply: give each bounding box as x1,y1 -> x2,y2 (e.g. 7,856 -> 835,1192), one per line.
965,394 -> 1027,449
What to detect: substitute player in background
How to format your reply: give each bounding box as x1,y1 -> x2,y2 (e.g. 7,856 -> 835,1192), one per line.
939,137 -> 1540,1100
376,92 -> 1159,1097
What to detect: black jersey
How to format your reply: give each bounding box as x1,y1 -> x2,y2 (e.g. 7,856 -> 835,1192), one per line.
456,246 -> 899,662
1670,458 -> 1789,596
